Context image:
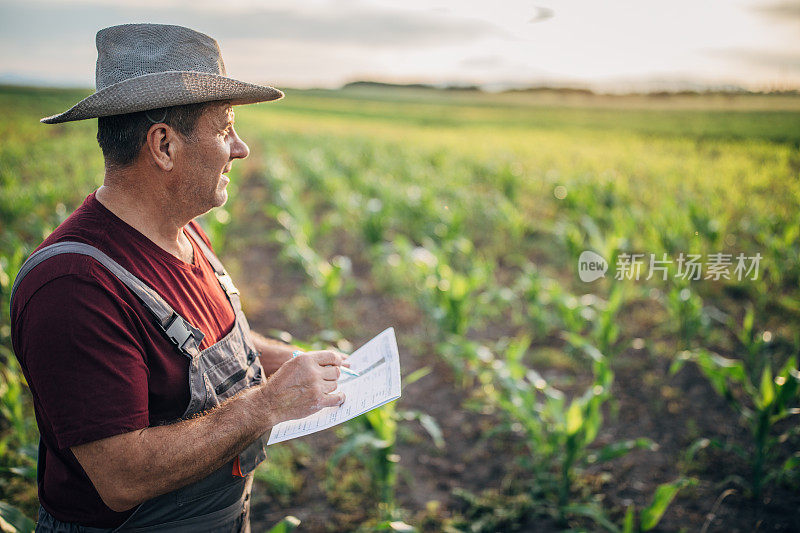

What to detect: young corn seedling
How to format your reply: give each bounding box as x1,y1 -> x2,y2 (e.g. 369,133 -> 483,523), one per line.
380,236 -> 490,343
482,336 -> 664,528
0,357 -> 39,483
512,262 -> 556,339
611,477 -> 696,533
269,194 -> 352,327
436,335 -> 495,389
671,348 -> 800,497
734,304 -> 770,383
663,283 -> 710,350
327,368 -> 442,525
589,283 -> 625,359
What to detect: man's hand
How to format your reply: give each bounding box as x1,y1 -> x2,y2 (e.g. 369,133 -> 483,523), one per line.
261,350 -> 347,423
249,330 -> 353,378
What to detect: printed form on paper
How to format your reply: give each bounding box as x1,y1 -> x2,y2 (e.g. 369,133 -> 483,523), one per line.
267,327 -> 402,445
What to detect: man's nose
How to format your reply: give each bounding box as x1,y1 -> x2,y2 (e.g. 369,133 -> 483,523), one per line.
229,127 -> 249,160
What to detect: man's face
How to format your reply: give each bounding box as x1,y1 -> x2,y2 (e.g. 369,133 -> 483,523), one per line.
176,101 -> 249,213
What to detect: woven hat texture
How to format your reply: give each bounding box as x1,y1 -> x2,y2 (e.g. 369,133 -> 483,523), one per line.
41,23 -> 283,124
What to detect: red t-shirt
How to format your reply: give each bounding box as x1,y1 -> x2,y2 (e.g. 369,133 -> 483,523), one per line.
10,192 -> 236,527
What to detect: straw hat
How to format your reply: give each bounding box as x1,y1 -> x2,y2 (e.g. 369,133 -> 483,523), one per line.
40,23 -> 284,124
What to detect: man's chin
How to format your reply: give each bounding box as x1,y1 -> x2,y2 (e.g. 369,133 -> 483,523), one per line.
216,175 -> 230,206
214,189 -> 229,208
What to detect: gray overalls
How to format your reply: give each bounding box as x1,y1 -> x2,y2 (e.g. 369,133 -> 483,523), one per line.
11,225 -> 269,532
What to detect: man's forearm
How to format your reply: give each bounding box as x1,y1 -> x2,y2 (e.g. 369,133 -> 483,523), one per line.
251,331 -> 294,376
72,349 -> 347,514
73,383 -> 274,512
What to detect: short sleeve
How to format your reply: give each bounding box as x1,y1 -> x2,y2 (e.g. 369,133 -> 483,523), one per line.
19,272 -> 150,450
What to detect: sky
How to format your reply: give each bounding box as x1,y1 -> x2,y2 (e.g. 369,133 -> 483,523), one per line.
1,0 -> 798,92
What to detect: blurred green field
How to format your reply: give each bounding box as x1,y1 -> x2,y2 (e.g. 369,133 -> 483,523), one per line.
1,85 -> 799,532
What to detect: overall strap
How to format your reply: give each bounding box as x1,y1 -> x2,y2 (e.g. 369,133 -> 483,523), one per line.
10,241 -> 204,357
184,224 -> 240,297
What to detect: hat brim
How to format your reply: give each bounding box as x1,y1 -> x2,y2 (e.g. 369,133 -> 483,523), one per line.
40,71 -> 284,124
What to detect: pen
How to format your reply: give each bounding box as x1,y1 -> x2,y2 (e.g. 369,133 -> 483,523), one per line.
292,350 -> 360,377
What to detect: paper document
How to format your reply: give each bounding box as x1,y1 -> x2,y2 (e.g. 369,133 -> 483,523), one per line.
267,327 -> 402,445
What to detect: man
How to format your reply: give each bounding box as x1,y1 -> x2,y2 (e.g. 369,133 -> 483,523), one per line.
10,23 -> 348,531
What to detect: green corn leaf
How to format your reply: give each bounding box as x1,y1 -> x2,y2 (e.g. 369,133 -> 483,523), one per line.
505,335 -> 532,380
0,502 -> 35,533
403,366 -> 431,387
566,400 -> 583,436
562,504 -> 621,533
266,515 -> 301,533
707,352 -> 747,383
582,399 -> 602,445
669,351 -> 690,376
780,451 -> 800,474
400,410 -> 445,449
640,479 -> 690,531
418,414 -> 445,449
778,295 -> 800,315
562,332 -> 604,363
684,437 -> 714,463
690,349 -> 746,397
366,407 -> 397,444
329,433 -> 388,467
740,305 -> 754,344
622,505 -> 635,533
759,366 -> 775,409
590,438 -> 657,464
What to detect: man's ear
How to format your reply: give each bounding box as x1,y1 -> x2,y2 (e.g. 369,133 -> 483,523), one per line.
144,123 -> 177,171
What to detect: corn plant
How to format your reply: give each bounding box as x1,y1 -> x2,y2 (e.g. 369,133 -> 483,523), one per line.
436,334 -> 495,389
490,336 -> 614,511
473,334 -> 687,530
671,348 -> 800,497
511,262 -> 555,339
266,184 -> 353,327
375,236 -> 490,342
615,478 -> 695,533
588,283 -> 625,359
0,357 -> 38,482
662,283 -> 711,350
327,367 -> 442,525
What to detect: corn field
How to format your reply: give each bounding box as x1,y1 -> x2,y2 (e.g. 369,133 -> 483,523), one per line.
1,85 -> 799,531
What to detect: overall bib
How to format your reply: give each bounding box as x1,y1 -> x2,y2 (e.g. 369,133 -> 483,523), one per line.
11,225 -> 269,532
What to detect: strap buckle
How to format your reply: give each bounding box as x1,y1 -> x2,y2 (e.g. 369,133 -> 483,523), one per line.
217,272 -> 240,295
161,313 -> 198,353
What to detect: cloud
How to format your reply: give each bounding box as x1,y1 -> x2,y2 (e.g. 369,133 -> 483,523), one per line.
528,6 -> 554,24
0,0 -> 506,48
752,1 -> 800,20
705,48 -> 800,71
